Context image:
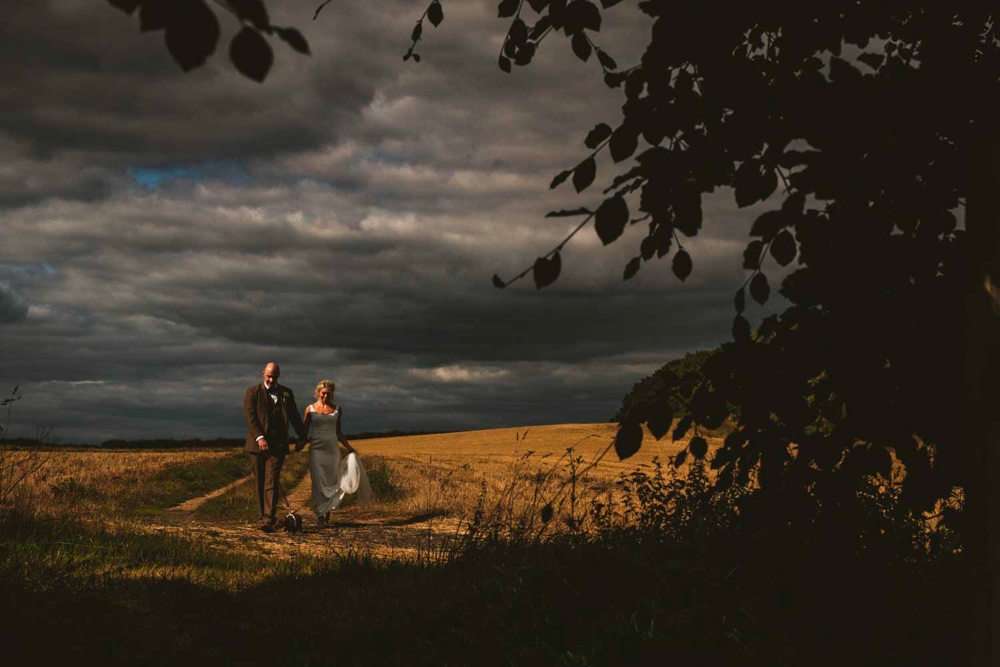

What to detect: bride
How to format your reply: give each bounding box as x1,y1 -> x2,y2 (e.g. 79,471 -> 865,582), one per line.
302,380 -> 372,525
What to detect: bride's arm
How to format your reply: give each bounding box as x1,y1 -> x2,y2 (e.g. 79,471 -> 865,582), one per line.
336,408 -> 356,454
300,405 -> 313,448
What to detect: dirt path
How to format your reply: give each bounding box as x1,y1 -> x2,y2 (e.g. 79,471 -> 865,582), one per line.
147,467 -> 464,561
167,474 -> 253,513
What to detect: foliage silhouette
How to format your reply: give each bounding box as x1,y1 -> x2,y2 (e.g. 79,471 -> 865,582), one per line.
106,1 -> 998,656
107,0 -> 309,82
419,1 -> 997,561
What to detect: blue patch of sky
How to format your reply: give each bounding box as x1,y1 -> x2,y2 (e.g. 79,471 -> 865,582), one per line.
361,148 -> 408,166
0,262 -> 57,276
128,160 -> 250,189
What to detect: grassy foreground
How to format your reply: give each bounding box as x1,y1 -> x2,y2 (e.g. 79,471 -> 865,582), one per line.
0,427 -> 971,665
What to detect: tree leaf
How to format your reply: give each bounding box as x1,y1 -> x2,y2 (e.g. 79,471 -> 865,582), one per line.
533,252 -> 562,289
781,191 -> 805,216
596,48 -> 617,70
672,249 -> 692,281
529,15 -> 553,39
166,0 -> 220,73
623,256 -> 641,280
509,18 -> 528,46
734,288 -> 745,314
545,207 -> 592,218
584,122 -> 612,148
107,0 -> 141,15
673,450 -> 688,466
743,240 -> 763,269
646,397 -> 674,440
732,314 -> 751,344
601,0 -> 624,7
604,70 -> 627,88
572,157 -> 596,192
571,31 -> 592,62
411,22 -> 423,42
230,26 -> 272,82
673,188 -> 702,237
614,420 -> 643,460
733,160 -> 762,208
564,0 -> 602,33
672,414 -> 693,441
498,0 -> 519,18
275,27 -> 310,55
625,69 -> 644,99
770,229 -> 797,266
733,160 -> 778,208
492,274 -> 507,289
609,124 -> 638,163
541,503 -> 554,523
655,225 -> 673,258
858,51 -> 884,71
513,41 -> 536,65
139,0 -> 172,32
689,436 -> 708,459
640,234 -> 656,260
427,1 -> 444,27
749,271 -> 770,305
750,210 -> 784,240
595,195 -> 629,245
759,166 -> 778,202
527,0 -> 551,11
228,0 -> 269,30
550,168 -> 572,189
499,54 -> 512,73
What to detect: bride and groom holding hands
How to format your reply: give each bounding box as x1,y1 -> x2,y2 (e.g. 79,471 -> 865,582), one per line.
243,362 -> 372,533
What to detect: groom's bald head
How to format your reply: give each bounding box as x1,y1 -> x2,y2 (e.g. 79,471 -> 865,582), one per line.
262,362 -> 280,387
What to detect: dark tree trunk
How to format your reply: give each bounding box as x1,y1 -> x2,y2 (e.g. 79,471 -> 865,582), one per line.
965,134 -> 1000,666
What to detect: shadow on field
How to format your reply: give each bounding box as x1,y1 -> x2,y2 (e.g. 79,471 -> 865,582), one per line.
1,455 -> 970,666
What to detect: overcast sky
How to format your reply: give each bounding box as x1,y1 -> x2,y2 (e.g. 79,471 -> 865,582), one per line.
0,0 -> 787,443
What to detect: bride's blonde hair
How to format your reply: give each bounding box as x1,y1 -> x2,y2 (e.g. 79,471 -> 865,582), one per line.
314,379 -> 336,399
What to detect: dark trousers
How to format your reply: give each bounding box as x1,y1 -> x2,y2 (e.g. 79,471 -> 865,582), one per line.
250,452 -> 285,521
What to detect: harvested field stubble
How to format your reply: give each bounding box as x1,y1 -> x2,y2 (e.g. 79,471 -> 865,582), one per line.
4,448 -> 247,520
356,422 -> 721,522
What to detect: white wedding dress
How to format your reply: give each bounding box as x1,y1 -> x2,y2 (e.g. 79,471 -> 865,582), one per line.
307,407 -> 373,516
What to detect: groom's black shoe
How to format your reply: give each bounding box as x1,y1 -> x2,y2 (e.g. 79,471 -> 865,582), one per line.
259,519 -> 276,533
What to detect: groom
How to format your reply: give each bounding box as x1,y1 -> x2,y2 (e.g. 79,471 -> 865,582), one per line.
244,362 -> 306,532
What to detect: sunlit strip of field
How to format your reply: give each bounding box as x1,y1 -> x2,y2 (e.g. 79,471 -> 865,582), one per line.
357,422 -> 712,475
7,449 -> 246,519
350,422 -> 721,519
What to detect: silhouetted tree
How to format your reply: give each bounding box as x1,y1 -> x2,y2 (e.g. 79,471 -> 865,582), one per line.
108,1 -> 999,657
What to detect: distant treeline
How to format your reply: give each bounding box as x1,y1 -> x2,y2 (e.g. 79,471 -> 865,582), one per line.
99,438 -> 244,449
613,349 -> 716,424
3,429 -> 456,449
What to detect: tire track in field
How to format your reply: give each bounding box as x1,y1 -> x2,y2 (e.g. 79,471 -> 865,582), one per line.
153,460 -> 462,561
167,474 -> 254,513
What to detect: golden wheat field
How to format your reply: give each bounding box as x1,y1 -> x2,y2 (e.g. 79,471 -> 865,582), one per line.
5,449 -> 240,519
356,421 -> 709,514
5,422 -> 718,563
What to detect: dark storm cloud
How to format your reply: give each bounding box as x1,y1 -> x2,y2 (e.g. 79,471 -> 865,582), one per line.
0,1 -> 776,442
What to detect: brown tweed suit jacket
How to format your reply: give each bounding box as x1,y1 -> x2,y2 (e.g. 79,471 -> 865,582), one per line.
243,382 -> 306,455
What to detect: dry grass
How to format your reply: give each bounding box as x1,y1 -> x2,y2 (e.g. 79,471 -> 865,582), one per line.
1,423 -> 722,564
353,422 -> 722,524
4,448 -> 243,521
